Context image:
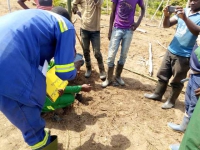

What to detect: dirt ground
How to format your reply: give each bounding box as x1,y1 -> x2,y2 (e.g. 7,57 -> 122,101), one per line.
0,1 -> 187,150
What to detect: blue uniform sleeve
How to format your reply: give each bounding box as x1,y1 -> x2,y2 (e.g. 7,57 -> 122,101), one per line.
54,19 -> 77,81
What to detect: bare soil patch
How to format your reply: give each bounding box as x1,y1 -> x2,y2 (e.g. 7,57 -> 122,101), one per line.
0,1 -> 186,150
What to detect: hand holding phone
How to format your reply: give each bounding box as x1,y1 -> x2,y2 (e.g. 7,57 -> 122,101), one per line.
168,6 -> 176,13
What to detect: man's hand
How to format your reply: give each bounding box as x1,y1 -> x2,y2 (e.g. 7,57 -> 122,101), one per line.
74,60 -> 83,73
108,30 -> 112,40
76,11 -> 82,18
81,84 -> 92,92
131,22 -> 139,31
58,89 -> 64,97
195,88 -> 200,96
163,5 -> 172,17
175,7 -> 186,21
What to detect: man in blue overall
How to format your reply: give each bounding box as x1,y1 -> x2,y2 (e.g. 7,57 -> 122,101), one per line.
0,7 -> 77,150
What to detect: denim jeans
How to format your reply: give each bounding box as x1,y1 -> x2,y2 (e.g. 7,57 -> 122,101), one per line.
185,74 -> 200,118
80,28 -> 103,65
107,27 -> 133,67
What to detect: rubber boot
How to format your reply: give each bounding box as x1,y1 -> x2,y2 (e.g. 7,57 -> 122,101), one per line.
41,135 -> 58,150
85,61 -> 91,78
168,116 -> 189,133
98,63 -> 106,80
169,144 -> 180,150
101,67 -> 114,88
115,63 -> 125,86
162,86 -> 183,109
144,80 -> 168,101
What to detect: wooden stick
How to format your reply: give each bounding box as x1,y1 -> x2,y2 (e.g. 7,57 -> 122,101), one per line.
145,24 -> 157,27
148,42 -> 153,76
156,40 -> 167,49
151,0 -> 164,21
136,28 -> 147,33
7,0 -> 11,13
145,0 -> 148,18
122,68 -> 186,93
75,31 -> 84,51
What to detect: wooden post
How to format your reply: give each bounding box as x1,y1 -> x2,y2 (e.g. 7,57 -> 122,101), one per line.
159,0 -> 170,28
148,42 -> 153,76
145,0 -> 148,18
151,0 -> 164,21
107,0 -> 109,15
7,0 -> 11,12
67,0 -> 72,17
186,0 -> 189,8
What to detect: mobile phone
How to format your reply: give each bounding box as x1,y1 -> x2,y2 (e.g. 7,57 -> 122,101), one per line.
168,6 -> 176,13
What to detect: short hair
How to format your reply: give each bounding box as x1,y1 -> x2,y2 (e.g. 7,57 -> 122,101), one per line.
51,6 -> 71,22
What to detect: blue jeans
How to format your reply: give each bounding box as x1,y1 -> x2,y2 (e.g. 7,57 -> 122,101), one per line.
107,27 -> 133,67
185,74 -> 200,118
80,29 -> 103,65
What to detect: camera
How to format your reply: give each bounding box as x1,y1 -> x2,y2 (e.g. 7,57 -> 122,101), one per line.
168,6 -> 176,13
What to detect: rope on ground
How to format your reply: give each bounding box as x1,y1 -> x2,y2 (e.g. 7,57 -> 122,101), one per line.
123,67 -> 186,94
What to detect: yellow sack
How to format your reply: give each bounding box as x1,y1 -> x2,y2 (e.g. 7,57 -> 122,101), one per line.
46,66 -> 68,102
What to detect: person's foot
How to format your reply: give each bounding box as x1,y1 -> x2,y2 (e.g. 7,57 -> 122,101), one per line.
75,93 -> 83,102
85,69 -> 91,78
168,122 -> 185,133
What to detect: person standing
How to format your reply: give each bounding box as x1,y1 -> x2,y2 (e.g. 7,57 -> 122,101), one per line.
18,0 -> 53,10
72,0 -> 106,79
101,0 -> 145,87
0,7 -> 76,149
144,2 -> 200,109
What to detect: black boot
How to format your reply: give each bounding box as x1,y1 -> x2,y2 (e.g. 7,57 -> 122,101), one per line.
115,63 -> 125,86
162,86 -> 183,109
101,66 -> 114,88
42,136 -> 58,150
144,80 -> 168,101
85,61 -> 91,78
98,63 -> 106,80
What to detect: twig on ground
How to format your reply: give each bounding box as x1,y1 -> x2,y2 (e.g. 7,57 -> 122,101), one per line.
136,28 -> 147,33
145,24 -> 157,27
148,42 -> 153,76
156,40 -> 167,50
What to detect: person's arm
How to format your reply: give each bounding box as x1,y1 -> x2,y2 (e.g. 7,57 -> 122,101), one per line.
64,84 -> 92,93
132,1 -> 145,31
176,7 -> 200,36
54,19 -> 77,81
17,0 -> 30,9
163,6 -> 177,28
108,2 -> 117,40
72,0 -> 82,17
195,88 -> 200,96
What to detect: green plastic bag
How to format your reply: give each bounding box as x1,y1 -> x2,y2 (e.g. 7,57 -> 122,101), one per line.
179,98 -> 200,150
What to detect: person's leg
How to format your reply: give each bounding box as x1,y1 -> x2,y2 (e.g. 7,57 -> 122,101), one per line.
162,54 -> 190,109
0,95 -> 54,149
115,29 -> 133,85
43,94 -> 75,112
167,76 -> 191,132
179,97 -> 200,149
186,74 -> 200,117
144,51 -> 171,100
102,28 -> 123,88
80,28 -> 92,78
91,31 -> 106,80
